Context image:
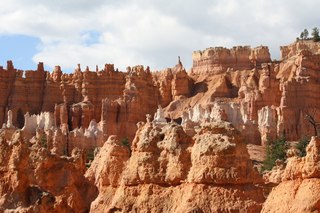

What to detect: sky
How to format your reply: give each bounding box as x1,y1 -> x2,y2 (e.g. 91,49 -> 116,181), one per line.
0,0 -> 319,72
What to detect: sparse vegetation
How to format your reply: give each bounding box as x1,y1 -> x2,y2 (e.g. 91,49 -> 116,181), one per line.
121,137 -> 131,155
262,137 -> 289,172
121,137 -> 129,147
303,29 -> 309,39
86,149 -> 95,168
295,137 -> 310,157
304,110 -> 319,136
40,135 -> 47,149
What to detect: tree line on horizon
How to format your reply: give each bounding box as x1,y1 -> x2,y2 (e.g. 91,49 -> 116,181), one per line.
297,27 -> 320,42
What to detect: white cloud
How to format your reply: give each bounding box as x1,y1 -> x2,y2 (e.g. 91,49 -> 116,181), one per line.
0,0 -> 320,71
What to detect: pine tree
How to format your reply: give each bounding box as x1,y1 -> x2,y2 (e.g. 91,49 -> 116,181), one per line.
311,27 -> 320,42
303,29 -> 309,39
300,32 -> 304,39
295,137 -> 310,157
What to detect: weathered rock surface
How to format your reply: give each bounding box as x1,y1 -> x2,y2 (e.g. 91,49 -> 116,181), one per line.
280,40 -> 320,60
0,61 -> 192,150
0,129 -> 97,212
262,136 -> 320,212
86,121 -> 264,212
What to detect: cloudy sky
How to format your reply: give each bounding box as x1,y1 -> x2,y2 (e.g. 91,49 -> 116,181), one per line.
0,0 -> 319,72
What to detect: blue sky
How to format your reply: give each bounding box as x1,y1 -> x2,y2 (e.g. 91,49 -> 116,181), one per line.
0,0 -> 319,73
82,30 -> 101,47
0,35 -> 39,70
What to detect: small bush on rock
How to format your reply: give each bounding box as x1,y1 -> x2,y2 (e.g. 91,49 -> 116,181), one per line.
295,137 -> 310,157
262,137 -> 288,171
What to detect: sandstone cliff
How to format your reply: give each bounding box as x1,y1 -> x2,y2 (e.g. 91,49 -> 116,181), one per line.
165,41 -> 320,144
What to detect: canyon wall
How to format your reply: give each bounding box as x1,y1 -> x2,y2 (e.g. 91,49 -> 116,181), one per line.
1,40 -> 320,212
3,41 -> 320,147
0,61 -> 192,148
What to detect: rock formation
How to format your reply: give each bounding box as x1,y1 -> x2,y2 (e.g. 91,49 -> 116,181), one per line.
192,46 -> 271,75
86,121 -> 264,212
2,41 -> 318,146
262,136 -> 320,212
0,129 -> 97,212
1,40 -> 320,212
280,39 -> 320,60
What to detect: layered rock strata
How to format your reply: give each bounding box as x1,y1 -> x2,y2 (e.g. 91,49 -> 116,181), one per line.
192,46 -> 271,75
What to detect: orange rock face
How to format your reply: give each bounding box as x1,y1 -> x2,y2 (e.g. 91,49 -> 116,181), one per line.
0,129 -> 97,212
262,137 -> 320,212
166,41 -> 320,144
86,121 -> 265,212
280,40 -> 320,60
2,41 -> 318,147
0,61 -> 193,150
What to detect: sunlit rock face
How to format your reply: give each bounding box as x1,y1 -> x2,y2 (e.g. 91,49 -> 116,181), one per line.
192,45 -> 271,75
262,137 -> 320,213
0,130 -> 97,212
86,121 -> 264,213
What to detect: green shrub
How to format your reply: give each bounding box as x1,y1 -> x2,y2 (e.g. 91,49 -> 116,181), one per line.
87,150 -> 95,161
121,137 -> 130,147
86,149 -> 95,168
40,135 -> 47,149
121,137 -> 131,155
295,137 -> 310,157
262,137 -> 288,171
